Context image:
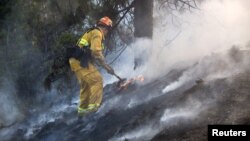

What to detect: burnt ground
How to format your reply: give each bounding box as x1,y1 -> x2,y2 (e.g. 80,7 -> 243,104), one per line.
2,49 -> 250,141
153,72 -> 250,141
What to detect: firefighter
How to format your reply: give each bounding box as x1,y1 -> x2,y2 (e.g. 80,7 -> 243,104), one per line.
69,16 -> 116,115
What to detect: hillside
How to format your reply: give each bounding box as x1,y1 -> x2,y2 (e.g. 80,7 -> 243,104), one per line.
1,48 -> 249,141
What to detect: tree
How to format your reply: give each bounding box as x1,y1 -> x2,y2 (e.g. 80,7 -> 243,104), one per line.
133,0 -> 198,39
133,0 -> 198,69
134,0 -> 153,38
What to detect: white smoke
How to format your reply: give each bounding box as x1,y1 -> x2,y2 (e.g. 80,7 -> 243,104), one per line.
162,75 -> 190,93
0,78 -> 23,128
109,98 -> 207,141
127,0 -> 250,81
104,0 -> 250,112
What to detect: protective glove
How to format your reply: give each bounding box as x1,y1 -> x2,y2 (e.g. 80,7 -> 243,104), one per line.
93,51 -> 115,75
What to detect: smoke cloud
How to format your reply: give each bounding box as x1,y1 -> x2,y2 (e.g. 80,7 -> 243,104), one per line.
123,0 -> 250,81
0,78 -> 23,128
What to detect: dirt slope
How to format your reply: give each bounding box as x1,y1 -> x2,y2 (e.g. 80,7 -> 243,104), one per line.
3,49 -> 250,141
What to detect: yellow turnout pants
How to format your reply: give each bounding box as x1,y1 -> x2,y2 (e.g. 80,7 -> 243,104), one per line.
69,58 -> 103,114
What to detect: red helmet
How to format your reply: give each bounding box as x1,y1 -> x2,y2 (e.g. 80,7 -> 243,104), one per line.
98,16 -> 112,27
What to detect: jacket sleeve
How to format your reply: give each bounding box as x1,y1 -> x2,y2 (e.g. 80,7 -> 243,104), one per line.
90,30 -> 114,74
